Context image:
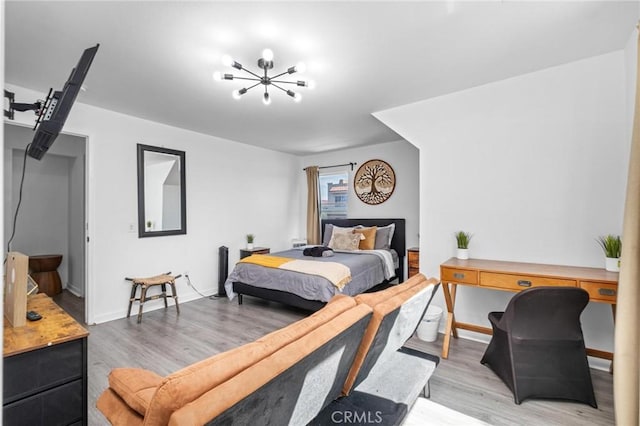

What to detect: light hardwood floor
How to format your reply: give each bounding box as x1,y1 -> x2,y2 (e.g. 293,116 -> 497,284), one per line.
54,291 -> 614,425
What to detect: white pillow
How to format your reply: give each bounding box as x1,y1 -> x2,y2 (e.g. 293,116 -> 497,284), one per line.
327,226 -> 364,248
329,232 -> 361,251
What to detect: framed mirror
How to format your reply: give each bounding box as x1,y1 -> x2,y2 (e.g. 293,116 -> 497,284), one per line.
137,144 -> 186,238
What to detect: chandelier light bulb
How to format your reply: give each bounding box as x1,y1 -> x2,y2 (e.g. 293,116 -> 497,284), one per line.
293,92 -> 302,103
262,48 -> 274,61
263,92 -> 271,105
212,71 -> 222,81
222,54 -> 234,67
307,80 -> 316,90
232,89 -> 242,100
295,62 -> 307,73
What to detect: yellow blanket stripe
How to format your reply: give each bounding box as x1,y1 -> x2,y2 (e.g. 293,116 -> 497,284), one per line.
239,254 -> 293,268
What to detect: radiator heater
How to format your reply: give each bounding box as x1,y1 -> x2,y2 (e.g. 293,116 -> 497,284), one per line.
214,246 -> 229,298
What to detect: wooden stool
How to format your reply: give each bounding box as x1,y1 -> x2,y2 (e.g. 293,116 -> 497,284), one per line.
28,254 -> 63,296
125,273 -> 180,323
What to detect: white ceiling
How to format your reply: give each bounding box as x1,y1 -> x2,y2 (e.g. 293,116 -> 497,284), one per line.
5,1 -> 638,155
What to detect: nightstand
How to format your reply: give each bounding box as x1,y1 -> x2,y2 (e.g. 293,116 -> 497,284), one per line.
240,247 -> 270,259
407,247 -> 419,278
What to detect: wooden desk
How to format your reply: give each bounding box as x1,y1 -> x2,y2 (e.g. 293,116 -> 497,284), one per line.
4,293 -> 89,425
440,258 -> 618,361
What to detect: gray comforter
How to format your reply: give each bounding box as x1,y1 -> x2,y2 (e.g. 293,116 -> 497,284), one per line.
225,248 -> 398,302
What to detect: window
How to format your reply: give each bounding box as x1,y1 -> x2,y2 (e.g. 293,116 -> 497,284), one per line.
319,172 -> 349,219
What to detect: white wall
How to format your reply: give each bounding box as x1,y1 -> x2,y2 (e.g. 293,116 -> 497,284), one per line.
375,51 -> 628,369
11,151 -> 70,281
299,139 -> 420,279
5,83 -> 301,324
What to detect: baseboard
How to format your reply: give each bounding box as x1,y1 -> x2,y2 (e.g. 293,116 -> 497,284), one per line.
90,291 -> 210,325
66,283 -> 84,298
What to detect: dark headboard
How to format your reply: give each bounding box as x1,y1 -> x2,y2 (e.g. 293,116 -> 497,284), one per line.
320,218 -> 406,282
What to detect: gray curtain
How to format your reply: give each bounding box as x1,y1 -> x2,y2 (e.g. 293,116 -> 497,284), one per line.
306,166 -> 321,245
614,26 -> 640,425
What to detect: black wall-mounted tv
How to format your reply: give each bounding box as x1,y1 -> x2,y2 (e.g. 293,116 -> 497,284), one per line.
27,44 -> 99,160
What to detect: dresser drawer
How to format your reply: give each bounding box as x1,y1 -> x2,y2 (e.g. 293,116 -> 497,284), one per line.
4,378 -> 83,426
441,267 -> 478,285
580,281 -> 617,303
4,339 -> 84,404
479,272 -> 577,291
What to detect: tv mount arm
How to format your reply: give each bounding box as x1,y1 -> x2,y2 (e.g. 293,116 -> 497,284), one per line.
5,89 -> 52,127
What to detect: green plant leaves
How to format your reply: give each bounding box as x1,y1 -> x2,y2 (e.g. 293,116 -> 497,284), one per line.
455,231 -> 472,249
597,234 -> 621,258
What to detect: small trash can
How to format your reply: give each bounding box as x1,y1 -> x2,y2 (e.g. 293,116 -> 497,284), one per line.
417,305 -> 443,342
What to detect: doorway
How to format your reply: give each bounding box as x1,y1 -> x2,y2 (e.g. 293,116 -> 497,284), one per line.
3,123 -> 88,323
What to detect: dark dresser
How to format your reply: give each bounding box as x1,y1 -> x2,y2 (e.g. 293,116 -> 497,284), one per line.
4,293 -> 88,425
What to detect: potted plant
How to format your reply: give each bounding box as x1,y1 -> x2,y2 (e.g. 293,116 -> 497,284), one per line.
455,231 -> 472,260
597,234 -> 621,272
246,234 -> 255,250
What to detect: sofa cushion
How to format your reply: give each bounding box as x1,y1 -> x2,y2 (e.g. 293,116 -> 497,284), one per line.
141,294 -> 356,426
257,294 -> 354,347
343,277 -> 438,395
355,273 -> 427,308
108,368 -> 163,416
167,305 -> 373,426
96,388 -> 144,426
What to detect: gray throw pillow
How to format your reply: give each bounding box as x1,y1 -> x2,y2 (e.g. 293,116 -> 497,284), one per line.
374,224 -> 395,250
322,224 -> 333,246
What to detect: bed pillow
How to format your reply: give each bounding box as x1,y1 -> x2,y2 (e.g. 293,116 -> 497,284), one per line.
329,232 -> 362,251
374,223 -> 395,250
322,224 -> 334,246
327,225 -> 365,248
325,224 -> 350,247
353,226 -> 377,251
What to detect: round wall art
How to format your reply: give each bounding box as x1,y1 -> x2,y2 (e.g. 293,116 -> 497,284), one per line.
353,159 -> 396,205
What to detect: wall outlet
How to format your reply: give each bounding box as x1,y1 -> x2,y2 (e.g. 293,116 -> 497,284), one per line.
128,223 -> 136,233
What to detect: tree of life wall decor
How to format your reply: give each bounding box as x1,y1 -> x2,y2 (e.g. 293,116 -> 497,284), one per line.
353,159 -> 396,205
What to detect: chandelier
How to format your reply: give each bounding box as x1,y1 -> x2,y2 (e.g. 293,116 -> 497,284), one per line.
214,49 -> 314,105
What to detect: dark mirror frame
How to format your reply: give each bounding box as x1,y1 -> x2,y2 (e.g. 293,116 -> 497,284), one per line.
137,143 -> 187,238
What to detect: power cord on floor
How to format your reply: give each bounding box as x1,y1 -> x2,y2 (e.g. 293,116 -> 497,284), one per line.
183,274 -> 214,299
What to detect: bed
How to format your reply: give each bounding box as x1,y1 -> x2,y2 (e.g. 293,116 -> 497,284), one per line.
225,218 -> 406,311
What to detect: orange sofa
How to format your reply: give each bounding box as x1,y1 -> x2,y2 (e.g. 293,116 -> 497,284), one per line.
97,274 -> 439,425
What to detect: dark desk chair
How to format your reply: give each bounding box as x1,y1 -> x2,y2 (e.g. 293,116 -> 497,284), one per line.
480,286 -> 597,407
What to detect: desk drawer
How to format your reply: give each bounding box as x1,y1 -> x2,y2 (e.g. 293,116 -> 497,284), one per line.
581,281 -> 617,303
480,272 -> 577,291
441,267 -> 478,285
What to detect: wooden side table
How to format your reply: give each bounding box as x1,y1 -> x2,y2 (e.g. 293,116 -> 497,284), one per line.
28,254 -> 63,297
407,247 -> 419,278
240,247 -> 270,259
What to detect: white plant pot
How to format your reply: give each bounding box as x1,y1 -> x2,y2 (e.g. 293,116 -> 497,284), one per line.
247,243 -> 254,250
605,257 -> 620,272
457,248 -> 469,260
